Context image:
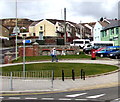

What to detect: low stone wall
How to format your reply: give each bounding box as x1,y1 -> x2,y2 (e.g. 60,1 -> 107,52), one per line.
18,43 -> 80,57
39,45 -> 80,55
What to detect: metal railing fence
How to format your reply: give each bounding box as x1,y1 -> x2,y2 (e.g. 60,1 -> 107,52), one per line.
1,70 -> 54,91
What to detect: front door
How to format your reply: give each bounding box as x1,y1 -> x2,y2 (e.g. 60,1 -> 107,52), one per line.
39,32 -> 43,40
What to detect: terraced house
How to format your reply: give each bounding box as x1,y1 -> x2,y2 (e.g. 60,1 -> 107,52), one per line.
101,20 -> 120,46
29,19 -> 83,43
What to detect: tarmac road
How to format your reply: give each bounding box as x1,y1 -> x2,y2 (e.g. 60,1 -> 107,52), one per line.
1,86 -> 120,102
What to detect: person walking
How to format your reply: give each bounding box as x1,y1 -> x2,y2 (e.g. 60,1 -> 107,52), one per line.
51,47 -> 58,62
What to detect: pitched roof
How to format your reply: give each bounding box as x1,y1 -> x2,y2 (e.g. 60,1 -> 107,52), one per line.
30,19 -> 80,28
30,20 -> 43,26
46,19 -> 64,24
102,20 -> 120,30
98,21 -> 109,27
81,22 -> 96,28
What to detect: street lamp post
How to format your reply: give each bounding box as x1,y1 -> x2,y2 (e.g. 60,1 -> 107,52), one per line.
15,0 -> 18,60
64,8 -> 66,45
23,34 -> 26,78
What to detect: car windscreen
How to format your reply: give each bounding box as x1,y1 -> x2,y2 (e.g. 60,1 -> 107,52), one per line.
85,41 -> 90,44
74,41 -> 84,44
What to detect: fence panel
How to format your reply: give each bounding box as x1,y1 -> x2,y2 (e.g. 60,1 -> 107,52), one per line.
1,71 -> 53,91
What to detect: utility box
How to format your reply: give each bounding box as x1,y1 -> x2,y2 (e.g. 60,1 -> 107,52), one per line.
56,38 -> 64,45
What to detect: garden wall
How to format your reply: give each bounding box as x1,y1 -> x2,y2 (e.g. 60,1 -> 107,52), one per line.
18,43 -> 80,56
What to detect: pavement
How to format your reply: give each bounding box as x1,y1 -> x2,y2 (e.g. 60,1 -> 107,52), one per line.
0,59 -> 120,94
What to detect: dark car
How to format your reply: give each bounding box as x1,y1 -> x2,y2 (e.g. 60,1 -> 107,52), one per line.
96,46 -> 120,57
108,50 -> 120,59
83,46 -> 101,54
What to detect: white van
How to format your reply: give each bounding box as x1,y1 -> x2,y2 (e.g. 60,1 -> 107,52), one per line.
83,41 -> 114,50
70,39 -> 90,48
90,41 -> 114,47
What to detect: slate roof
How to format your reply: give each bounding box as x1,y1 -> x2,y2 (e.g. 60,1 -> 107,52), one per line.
30,19 -> 43,26
46,19 -> 65,24
98,21 -> 109,27
102,20 -> 120,30
29,19 -> 80,28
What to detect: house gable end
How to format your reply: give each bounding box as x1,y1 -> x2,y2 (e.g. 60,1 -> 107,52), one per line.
35,19 -> 55,27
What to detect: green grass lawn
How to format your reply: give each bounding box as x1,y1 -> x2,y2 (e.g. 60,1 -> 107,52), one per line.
2,63 -> 118,77
12,52 -> 99,63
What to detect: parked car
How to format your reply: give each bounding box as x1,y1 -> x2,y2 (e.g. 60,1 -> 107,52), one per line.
83,46 -> 100,54
108,50 -> 120,59
96,46 -> 120,57
94,47 -> 106,53
83,44 -> 92,49
70,39 -> 90,48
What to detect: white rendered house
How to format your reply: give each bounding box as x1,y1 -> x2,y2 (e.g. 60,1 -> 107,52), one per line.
93,19 -> 110,41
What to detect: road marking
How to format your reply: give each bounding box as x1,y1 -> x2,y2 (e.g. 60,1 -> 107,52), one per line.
75,99 -> 88,101
115,98 -> 120,100
86,94 -> 105,99
41,98 -> 54,100
25,97 -> 38,100
1,83 -> 118,97
9,97 -> 20,99
22,80 -> 48,81
66,93 -> 87,97
0,97 -> 4,99
58,98 -> 71,100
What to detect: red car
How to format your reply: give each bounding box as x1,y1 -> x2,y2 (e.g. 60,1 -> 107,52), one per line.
94,47 -> 106,53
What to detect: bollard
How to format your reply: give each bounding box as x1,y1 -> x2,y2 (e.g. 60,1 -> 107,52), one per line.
72,69 -> 75,81
10,72 -> 13,91
83,71 -> 85,80
51,70 -> 54,88
52,70 -> 54,80
62,70 -> 64,81
81,69 -> 83,79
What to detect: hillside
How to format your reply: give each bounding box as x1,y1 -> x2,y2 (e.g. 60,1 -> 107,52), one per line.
0,18 -> 34,34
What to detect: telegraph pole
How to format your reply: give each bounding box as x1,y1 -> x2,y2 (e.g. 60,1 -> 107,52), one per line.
64,8 -> 66,45
23,35 -> 26,78
15,0 -> 18,60
118,1 -> 120,46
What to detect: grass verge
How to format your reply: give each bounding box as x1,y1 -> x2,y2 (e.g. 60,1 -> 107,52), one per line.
12,53 -> 101,63
2,63 -> 118,77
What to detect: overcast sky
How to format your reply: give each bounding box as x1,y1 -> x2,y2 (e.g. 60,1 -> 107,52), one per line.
0,0 -> 119,23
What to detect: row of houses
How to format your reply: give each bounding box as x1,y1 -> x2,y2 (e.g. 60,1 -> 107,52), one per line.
0,18 -> 120,46
29,19 -> 95,42
93,18 -> 120,46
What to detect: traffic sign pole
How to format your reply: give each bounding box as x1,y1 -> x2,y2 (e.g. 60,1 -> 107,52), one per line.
23,38 -> 26,78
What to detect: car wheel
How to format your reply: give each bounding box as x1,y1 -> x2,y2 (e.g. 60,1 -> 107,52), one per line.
115,56 -> 118,59
79,46 -> 82,49
88,51 -> 91,54
100,54 -> 104,57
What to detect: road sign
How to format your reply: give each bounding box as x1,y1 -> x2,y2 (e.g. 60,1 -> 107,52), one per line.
23,40 -> 31,43
13,26 -> 20,33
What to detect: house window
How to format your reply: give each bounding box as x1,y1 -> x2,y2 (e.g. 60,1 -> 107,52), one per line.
33,33 -> 35,36
56,27 -> 58,30
116,27 -> 119,34
102,30 -> 106,37
40,26 -> 43,30
111,28 -> 114,34
102,31 -> 104,37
